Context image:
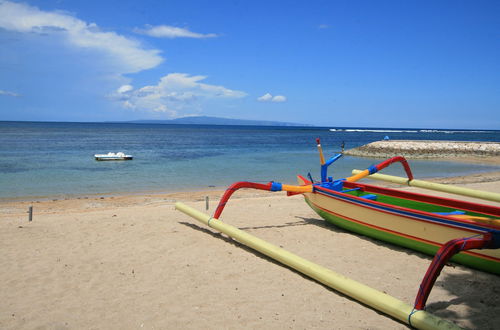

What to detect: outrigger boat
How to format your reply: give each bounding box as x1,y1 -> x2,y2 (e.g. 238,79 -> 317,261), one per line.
176,139 -> 499,328
212,140 -> 499,306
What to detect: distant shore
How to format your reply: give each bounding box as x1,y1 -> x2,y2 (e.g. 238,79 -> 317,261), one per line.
344,140 -> 500,163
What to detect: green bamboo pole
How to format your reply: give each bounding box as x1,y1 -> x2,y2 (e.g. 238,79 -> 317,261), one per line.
351,170 -> 500,203
175,202 -> 462,330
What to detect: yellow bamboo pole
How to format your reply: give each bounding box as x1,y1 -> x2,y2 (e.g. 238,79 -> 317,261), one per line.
351,170 -> 500,203
281,184 -> 313,193
317,141 -> 325,165
345,169 -> 370,182
175,202 -> 462,330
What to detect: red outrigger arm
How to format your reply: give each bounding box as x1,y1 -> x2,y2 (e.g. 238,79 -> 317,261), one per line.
377,156 -> 414,181
213,181 -> 273,219
345,156 -> 414,183
414,233 -> 495,310
213,181 -> 313,219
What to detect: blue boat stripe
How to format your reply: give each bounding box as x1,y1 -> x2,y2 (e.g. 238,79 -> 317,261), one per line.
314,186 -> 498,234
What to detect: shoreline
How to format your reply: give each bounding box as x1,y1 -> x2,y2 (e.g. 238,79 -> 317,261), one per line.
1,169 -> 500,206
2,170 -> 500,217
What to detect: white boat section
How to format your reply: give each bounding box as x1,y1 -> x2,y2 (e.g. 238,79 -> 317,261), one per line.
94,152 -> 133,161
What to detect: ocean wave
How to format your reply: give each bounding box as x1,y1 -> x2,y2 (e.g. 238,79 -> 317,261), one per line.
330,129 -> 419,133
419,130 -> 494,134
330,128 -> 495,134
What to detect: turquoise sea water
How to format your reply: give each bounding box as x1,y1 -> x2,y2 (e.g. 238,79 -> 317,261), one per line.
1,121 -> 499,199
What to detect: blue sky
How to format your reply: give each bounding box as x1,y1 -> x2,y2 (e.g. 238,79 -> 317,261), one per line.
0,0 -> 499,128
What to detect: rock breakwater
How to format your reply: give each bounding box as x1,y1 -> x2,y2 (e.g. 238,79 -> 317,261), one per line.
344,140 -> 500,159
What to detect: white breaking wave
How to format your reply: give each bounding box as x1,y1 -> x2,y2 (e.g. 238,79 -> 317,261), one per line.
419,130 -> 493,134
329,128 -> 494,134
330,129 -> 419,133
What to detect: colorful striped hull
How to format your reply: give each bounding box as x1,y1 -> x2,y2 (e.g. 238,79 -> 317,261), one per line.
299,179 -> 500,274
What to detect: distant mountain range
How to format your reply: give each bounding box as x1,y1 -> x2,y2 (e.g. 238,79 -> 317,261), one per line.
122,116 -> 309,127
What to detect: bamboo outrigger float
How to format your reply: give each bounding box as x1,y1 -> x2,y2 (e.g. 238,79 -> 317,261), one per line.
176,138 -> 499,329
176,202 -> 461,330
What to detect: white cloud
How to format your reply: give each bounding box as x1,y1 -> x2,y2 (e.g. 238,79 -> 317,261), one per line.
112,73 -> 247,117
135,25 -> 217,39
257,93 -> 287,103
0,0 -> 163,73
0,89 -> 20,97
257,93 -> 273,102
117,85 -> 133,94
272,95 -> 286,102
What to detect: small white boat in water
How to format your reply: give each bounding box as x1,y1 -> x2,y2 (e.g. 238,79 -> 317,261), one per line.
94,152 -> 133,161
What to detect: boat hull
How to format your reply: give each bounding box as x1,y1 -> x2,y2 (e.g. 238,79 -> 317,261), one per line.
302,186 -> 500,275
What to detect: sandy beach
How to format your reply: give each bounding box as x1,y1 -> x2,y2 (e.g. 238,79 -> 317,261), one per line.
1,172 -> 499,329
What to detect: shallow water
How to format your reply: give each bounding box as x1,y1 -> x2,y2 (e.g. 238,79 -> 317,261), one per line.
1,121 -> 499,198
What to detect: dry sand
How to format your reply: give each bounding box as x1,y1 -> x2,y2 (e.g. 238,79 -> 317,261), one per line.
1,174 -> 499,329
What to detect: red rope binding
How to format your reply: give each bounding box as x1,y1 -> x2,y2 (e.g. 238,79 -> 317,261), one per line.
213,181 -> 273,219
413,233 -> 493,310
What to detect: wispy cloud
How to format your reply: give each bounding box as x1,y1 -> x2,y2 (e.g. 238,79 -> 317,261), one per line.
112,73 -> 246,117
134,25 -> 218,39
0,89 -> 20,97
257,93 -> 287,103
0,1 -> 241,118
0,0 -> 162,73
318,24 -> 330,29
